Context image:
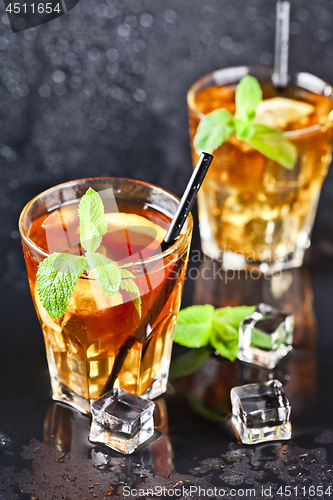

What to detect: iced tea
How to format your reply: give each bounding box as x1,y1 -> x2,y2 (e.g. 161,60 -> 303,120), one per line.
19,179 -> 193,414
188,67 -> 333,269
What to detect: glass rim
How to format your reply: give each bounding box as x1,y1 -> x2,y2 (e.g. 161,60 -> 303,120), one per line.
18,176 -> 193,267
187,64 -> 333,138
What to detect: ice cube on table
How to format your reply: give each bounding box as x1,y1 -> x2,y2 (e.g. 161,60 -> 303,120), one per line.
230,380 -> 292,445
238,303 -> 293,369
89,388 -> 155,454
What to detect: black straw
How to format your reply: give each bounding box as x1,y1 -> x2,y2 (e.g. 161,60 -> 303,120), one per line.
161,152 -> 213,252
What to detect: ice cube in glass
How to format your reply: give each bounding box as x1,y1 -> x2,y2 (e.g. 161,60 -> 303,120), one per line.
230,380 -> 292,445
89,388 -> 155,454
238,303 -> 293,369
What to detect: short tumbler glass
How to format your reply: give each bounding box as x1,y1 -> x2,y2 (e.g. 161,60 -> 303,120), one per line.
19,178 -> 193,414
188,66 -> 333,273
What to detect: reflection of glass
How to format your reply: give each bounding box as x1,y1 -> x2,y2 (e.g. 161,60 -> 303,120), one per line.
19,179 -> 193,414
188,66 -> 333,272
174,261 -> 317,422
44,398 -> 174,484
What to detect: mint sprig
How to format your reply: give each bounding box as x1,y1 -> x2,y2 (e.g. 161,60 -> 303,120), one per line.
173,304 -> 256,365
174,304 -> 215,348
194,75 -> 297,169
194,109 -> 234,156
85,251 -> 121,297
119,269 -> 142,317
78,187 -> 107,252
37,253 -> 86,319
36,188 -> 142,318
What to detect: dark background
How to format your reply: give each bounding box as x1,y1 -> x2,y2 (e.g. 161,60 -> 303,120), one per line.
2,0 -> 333,297
2,2 -> 333,497
1,0 -> 333,322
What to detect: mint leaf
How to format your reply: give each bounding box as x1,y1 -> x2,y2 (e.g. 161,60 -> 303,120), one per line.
212,305 -> 255,360
169,346 -> 213,379
215,305 -> 256,330
85,251 -> 121,298
248,123 -> 297,169
37,252 -> 86,318
234,119 -> 255,140
174,304 -> 215,348
235,75 -> 262,122
119,269 -> 142,317
78,188 -> 107,253
211,318 -> 239,361
250,328 -> 273,350
194,109 -> 234,155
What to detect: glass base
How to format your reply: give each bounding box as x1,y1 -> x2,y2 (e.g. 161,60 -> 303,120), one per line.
51,380 -> 92,415
200,227 -> 310,276
50,371 -> 168,415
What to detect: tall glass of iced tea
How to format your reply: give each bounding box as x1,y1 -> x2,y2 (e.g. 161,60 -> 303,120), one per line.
19,178 -> 193,414
188,66 -> 333,272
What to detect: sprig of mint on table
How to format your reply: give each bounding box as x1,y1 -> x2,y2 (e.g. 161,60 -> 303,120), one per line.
170,304 -> 258,379
194,75 -> 297,169
37,188 -> 142,319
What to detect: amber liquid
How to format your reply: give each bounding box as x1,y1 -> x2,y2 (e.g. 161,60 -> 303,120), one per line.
189,82 -> 333,262
24,200 -> 188,413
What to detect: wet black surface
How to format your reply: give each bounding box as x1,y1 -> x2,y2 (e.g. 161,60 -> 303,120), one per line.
2,241 -> 333,499
2,1 -> 333,498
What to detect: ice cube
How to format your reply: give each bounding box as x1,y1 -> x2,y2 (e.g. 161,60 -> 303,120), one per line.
66,273 -> 124,313
89,388 -> 155,454
255,97 -> 315,130
238,303 -> 293,369
230,380 -> 292,445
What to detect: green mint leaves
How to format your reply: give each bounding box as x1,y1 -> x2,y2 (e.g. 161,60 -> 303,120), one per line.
78,187 -> 107,252
193,109 -> 234,156
37,253 -> 86,319
174,304 -> 215,348
173,304 -> 256,362
235,74 -> 263,122
36,188 -> 142,318
248,123 -> 297,169
85,251 -> 121,297
194,75 -> 297,169
119,269 -> 142,317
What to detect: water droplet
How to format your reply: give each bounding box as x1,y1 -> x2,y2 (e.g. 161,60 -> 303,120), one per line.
314,29 -> 331,43
140,13 -> 153,28
10,179 -> 19,189
296,8 -> 309,22
163,9 -> 177,24
39,85 -> 51,98
152,97 -> 165,111
52,70 -> 66,83
106,48 -> 119,61
133,88 -> 146,102
54,83 -> 66,96
220,36 -> 234,50
288,466 -> 310,477
88,48 -> 101,61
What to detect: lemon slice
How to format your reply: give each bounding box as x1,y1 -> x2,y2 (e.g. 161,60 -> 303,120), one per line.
104,212 -> 167,243
255,97 -> 315,130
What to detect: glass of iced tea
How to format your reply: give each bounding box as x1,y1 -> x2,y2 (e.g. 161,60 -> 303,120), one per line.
19,178 -> 193,414
188,66 -> 333,272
